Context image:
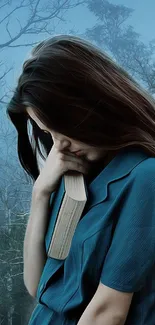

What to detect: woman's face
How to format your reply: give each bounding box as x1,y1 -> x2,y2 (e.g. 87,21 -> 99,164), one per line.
27,107 -> 106,162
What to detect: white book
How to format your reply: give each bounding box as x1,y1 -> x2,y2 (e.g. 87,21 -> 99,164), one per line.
47,171 -> 87,260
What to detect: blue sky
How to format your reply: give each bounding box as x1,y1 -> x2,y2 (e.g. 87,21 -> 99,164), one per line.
1,0 -> 155,99
65,0 -> 155,44
0,0 -> 155,172
109,0 -> 155,43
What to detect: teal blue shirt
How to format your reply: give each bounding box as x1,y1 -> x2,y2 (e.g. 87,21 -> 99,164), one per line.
28,147 -> 155,325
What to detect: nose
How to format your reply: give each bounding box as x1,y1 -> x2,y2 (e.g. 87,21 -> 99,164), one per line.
53,138 -> 71,151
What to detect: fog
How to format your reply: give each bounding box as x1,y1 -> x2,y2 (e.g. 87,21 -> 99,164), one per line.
0,0 -> 154,324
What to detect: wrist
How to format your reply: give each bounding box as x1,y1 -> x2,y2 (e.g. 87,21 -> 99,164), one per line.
33,179 -> 54,197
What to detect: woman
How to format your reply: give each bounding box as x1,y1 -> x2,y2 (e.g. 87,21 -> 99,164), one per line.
7,35 -> 155,325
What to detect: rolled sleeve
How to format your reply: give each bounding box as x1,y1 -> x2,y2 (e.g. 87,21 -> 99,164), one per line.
101,167 -> 155,292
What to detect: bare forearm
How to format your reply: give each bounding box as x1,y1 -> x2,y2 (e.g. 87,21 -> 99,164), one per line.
23,187 -> 51,297
77,307 -> 126,325
23,238 -> 47,298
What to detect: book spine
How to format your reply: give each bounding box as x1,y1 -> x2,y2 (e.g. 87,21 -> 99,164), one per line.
48,199 -> 86,260
44,177 -> 65,253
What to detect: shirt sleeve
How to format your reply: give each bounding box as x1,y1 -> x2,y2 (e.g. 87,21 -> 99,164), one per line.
100,165 -> 155,293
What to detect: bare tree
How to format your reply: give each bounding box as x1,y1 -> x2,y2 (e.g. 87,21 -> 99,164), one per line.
2,1 -> 155,323
84,0 -> 155,95
0,1 -> 85,323
0,0 -> 84,104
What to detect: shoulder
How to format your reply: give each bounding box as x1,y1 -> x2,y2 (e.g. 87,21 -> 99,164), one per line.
131,156 -> 155,187
120,156 -> 155,219
111,156 -> 155,229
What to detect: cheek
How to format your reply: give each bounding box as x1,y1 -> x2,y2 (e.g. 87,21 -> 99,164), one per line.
88,149 -> 106,161
86,151 -> 100,161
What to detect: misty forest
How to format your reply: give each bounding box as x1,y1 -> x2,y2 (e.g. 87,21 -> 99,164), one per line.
0,0 -> 155,324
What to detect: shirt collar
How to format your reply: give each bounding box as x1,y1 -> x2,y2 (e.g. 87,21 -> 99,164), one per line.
87,147 -> 149,209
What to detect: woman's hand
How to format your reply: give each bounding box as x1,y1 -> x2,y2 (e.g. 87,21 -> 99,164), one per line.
34,144 -> 90,195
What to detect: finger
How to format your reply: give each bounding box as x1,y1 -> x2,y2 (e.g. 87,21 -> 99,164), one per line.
63,160 -> 89,174
63,156 -> 90,172
59,151 -> 88,166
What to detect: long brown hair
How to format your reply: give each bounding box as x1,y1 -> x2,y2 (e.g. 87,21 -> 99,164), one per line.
6,34 -> 155,181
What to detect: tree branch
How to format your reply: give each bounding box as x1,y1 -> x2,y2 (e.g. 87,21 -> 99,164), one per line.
0,0 -> 84,49
7,41 -> 39,48
0,95 -> 8,105
0,1 -> 9,11
6,20 -> 12,40
0,66 -> 12,81
0,2 -> 28,26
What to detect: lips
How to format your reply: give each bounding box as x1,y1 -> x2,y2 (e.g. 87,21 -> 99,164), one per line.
70,150 -> 84,156
74,151 -> 83,156
71,150 -> 80,154
74,150 -> 81,154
